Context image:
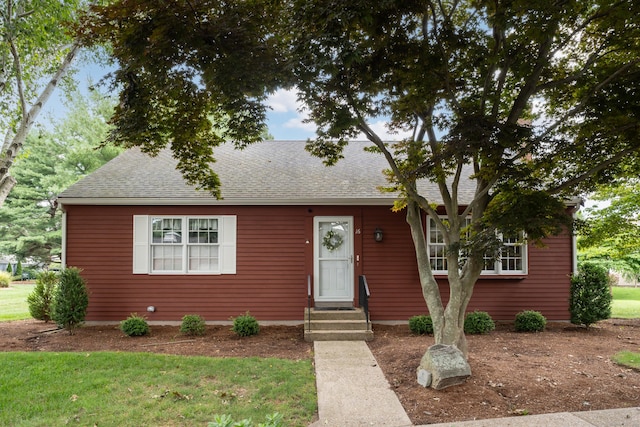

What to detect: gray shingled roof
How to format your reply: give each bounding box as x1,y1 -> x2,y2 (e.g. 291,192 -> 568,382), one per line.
58,140 -> 475,205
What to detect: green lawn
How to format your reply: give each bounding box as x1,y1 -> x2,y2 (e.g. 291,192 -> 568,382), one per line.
611,286 -> 640,319
0,283 -> 35,321
613,350 -> 640,370
3,284 -> 640,322
0,352 -> 317,426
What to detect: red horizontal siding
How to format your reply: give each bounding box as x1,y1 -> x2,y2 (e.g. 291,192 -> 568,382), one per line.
64,204 -> 572,322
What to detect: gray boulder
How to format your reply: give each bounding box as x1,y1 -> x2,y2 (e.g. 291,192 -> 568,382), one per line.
416,344 -> 471,390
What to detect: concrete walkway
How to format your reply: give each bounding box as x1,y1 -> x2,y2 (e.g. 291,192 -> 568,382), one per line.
311,340 -> 640,427
310,341 -> 412,426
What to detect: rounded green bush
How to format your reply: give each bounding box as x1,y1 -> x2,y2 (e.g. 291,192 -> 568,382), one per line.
0,271 -> 11,288
232,312 -> 260,337
180,314 -> 206,336
464,311 -> 495,335
408,315 -> 433,335
570,262 -> 612,328
514,310 -> 547,332
120,313 -> 150,336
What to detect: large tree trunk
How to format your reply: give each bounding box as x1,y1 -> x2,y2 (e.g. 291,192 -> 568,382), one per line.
406,201 -> 484,358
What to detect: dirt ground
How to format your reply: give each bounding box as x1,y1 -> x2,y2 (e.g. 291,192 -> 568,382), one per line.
1,318 -> 639,425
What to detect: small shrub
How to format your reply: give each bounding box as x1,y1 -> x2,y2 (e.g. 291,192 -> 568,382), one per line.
464,311 -> 495,335
409,314 -> 433,335
0,271 -> 11,288
232,312 -> 260,337
27,271 -> 59,322
51,267 -> 89,334
180,314 -> 206,336
120,313 -> 150,336
570,262 -> 612,328
514,310 -> 547,332
6,263 -> 12,275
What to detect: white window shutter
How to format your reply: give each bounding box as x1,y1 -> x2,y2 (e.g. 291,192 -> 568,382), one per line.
220,215 -> 237,274
132,215 -> 149,274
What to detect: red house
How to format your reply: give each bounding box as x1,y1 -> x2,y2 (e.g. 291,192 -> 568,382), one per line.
57,141 -> 577,330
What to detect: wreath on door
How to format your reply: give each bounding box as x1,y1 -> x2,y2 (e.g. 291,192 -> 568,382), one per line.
322,230 -> 344,251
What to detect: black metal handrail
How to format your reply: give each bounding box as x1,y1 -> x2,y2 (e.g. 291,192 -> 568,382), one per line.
307,275 -> 312,332
358,275 -> 371,331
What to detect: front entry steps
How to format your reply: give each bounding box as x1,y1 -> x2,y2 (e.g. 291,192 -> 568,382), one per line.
303,307 -> 373,342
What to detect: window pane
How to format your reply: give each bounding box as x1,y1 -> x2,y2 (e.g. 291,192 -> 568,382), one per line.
429,245 -> 447,271
483,254 -> 495,271
151,217 -> 182,243
188,219 -> 218,244
186,218 -> 220,272
501,233 -> 524,272
189,245 -> 219,272
429,218 -> 444,243
152,245 -> 182,271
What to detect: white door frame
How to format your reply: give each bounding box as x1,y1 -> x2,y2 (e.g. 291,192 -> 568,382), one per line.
313,216 -> 354,303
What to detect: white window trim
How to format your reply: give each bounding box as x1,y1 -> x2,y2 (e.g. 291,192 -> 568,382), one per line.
426,216 -> 527,275
133,215 -> 236,275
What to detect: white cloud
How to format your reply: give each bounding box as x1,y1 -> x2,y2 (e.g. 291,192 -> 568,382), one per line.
267,88 -> 300,113
283,116 -> 316,132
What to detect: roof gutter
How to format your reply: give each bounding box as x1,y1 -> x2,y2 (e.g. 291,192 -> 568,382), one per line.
56,197 -> 402,207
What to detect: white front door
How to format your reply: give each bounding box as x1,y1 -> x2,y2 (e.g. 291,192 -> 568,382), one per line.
314,216 -> 354,303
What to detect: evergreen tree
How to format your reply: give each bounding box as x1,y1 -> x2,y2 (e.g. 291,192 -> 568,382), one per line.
570,263 -> 612,328
27,270 -> 59,322
15,260 -> 22,278
52,267 -> 89,334
0,91 -> 119,264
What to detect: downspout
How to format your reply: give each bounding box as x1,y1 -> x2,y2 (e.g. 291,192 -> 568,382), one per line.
571,215 -> 578,274
60,203 -> 67,269
570,196 -> 583,275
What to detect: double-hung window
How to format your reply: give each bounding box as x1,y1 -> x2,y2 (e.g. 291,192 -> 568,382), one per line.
427,216 -> 527,275
500,234 -> 525,273
133,215 -> 236,275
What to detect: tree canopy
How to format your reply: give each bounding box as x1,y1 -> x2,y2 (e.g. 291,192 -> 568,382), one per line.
578,179 -> 640,282
0,0 -> 86,206
79,0 -> 640,361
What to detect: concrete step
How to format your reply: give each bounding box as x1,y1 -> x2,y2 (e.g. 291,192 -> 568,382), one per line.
303,307 -> 373,341
307,319 -> 371,331
304,307 -> 367,321
304,329 -> 374,342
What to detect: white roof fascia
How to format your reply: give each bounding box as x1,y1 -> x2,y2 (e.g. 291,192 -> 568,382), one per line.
57,197 -> 400,207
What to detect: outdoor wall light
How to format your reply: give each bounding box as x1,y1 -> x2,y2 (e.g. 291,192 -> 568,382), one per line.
147,306 -> 156,313
374,228 -> 383,242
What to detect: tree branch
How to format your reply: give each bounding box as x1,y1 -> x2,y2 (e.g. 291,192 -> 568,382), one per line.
0,43 -> 80,207
507,24 -> 558,124
538,59 -> 640,141
549,144 -> 640,195
8,38 -> 27,119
